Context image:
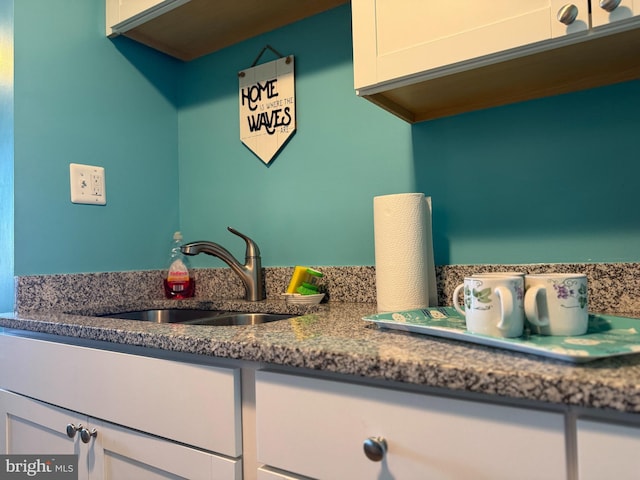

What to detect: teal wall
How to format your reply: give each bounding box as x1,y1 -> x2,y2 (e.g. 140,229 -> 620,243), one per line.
412,84 -> 640,264
178,5 -> 413,268
0,0 -> 14,312
5,2 -> 640,309
13,0 -> 180,279
178,4 -> 640,268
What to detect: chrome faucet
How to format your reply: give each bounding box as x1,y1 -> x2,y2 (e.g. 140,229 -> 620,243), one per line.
181,227 -> 264,301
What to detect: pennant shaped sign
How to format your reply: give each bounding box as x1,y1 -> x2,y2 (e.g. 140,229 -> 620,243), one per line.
239,56 -> 296,165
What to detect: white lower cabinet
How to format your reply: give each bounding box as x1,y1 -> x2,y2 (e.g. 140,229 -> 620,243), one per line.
9,332 -> 640,480
0,334 -> 242,480
255,370 -> 567,480
0,390 -> 236,479
576,418 -> 640,480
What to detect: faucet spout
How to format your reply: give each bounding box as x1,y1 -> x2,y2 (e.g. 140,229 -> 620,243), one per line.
181,227 -> 264,301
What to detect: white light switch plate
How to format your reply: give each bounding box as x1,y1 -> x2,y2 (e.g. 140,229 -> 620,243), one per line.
70,163 -> 106,205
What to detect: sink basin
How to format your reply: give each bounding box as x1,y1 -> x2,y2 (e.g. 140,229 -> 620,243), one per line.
183,312 -> 292,326
101,309 -> 226,323
100,309 -> 292,326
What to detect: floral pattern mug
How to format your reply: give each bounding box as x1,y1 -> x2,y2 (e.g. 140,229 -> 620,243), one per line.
524,273 -> 589,336
453,275 -> 525,338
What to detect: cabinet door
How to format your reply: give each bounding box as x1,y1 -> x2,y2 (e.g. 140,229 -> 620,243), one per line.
0,390 -> 90,478
353,0 -> 586,89
592,0 -> 639,27
576,418 -> 640,480
0,390 -> 241,480
92,420 -> 241,480
256,371 -> 567,480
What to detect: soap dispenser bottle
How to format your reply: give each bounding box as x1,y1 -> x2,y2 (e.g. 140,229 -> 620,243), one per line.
163,231 -> 195,299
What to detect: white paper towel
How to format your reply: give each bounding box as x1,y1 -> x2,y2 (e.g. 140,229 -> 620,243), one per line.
374,193 -> 437,312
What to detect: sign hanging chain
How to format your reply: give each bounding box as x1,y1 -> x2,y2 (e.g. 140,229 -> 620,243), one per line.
239,45 -> 292,77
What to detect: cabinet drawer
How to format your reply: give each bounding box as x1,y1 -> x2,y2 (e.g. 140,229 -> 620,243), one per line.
0,334 -> 241,457
576,418 -> 640,480
256,370 -> 566,479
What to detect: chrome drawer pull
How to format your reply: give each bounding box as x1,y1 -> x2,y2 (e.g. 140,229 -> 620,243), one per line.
600,0 -> 622,12
363,436 -> 387,462
557,4 -> 579,24
66,423 -> 79,438
79,426 -> 98,443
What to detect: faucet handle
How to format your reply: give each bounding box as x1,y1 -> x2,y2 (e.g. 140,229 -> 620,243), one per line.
227,227 -> 261,258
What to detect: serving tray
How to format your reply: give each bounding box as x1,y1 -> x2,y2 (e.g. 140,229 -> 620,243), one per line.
363,307 -> 640,363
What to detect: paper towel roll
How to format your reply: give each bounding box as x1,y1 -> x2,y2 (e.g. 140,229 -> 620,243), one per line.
374,193 -> 436,312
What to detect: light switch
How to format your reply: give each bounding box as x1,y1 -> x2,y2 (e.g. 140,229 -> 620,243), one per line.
70,163 -> 106,205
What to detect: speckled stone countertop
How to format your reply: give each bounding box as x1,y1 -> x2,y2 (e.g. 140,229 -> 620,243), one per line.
3,263 -> 640,415
3,298 -> 640,415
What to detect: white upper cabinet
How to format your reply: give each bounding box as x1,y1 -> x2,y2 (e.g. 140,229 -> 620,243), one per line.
354,0 -> 588,89
352,0 -> 640,123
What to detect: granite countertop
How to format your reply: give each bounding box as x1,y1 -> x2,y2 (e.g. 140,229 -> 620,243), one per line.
2,299 -> 640,415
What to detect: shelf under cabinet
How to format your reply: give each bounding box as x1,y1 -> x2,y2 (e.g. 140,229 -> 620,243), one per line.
111,0 -> 349,61
359,25 -> 640,123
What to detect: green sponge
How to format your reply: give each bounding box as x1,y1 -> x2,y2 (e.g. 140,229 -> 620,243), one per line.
296,282 -> 319,295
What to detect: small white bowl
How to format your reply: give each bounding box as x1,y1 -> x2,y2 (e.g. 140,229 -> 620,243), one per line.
281,293 -> 325,305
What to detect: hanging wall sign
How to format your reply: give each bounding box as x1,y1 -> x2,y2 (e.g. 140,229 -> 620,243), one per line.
239,55 -> 296,165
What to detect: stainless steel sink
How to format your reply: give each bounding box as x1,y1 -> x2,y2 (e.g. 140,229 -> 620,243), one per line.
184,312 -> 292,326
101,309 -> 226,323
100,309 -> 292,325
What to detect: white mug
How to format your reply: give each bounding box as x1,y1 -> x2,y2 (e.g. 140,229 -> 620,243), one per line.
453,275 -> 525,338
524,273 -> 588,336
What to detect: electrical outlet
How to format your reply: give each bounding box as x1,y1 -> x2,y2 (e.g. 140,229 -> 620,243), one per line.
70,163 -> 106,205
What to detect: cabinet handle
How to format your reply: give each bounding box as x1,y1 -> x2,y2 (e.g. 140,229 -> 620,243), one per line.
66,423 -> 79,438
557,4 -> 579,24
600,0 -> 622,12
79,426 -> 98,443
363,436 -> 387,462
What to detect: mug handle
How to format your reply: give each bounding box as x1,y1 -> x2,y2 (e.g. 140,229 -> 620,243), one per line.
495,286 -> 514,332
524,286 -> 550,328
452,284 -> 466,316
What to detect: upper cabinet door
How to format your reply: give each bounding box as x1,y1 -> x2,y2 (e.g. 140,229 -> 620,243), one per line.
353,0 -> 589,89
591,0 -> 639,27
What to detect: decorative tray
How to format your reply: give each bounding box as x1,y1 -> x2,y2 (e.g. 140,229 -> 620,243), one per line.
363,307 -> 640,363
